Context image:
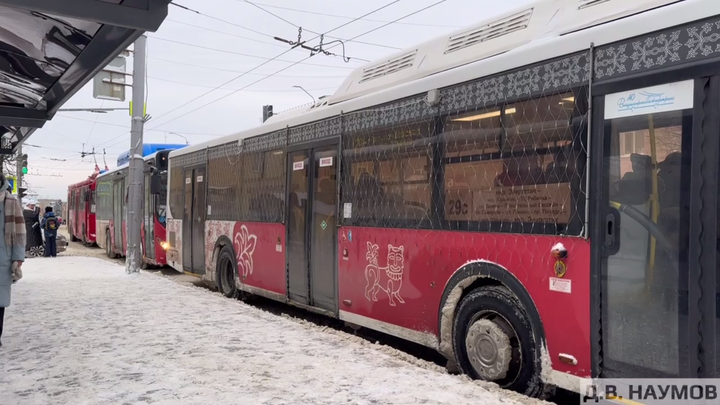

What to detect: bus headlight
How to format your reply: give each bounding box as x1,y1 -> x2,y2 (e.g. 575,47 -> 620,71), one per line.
160,241 -> 169,250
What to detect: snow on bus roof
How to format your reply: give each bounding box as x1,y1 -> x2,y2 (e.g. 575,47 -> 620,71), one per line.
97,151 -> 162,179
170,0 -> 707,159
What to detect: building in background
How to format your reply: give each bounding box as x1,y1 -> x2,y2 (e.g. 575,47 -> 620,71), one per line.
39,199 -> 63,219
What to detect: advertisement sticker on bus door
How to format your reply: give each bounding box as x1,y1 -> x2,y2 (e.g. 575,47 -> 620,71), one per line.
293,161 -> 304,171
605,80 -> 694,119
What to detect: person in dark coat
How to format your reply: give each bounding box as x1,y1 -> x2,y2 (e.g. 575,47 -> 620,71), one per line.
23,202 -> 42,253
0,174 -> 27,347
40,206 -> 59,258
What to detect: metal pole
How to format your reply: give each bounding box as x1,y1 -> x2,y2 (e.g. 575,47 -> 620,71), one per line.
292,85 -> 316,104
126,34 -> 146,274
170,132 -> 189,145
16,145 -> 22,206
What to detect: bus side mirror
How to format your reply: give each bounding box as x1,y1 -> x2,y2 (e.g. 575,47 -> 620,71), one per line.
150,173 -> 161,195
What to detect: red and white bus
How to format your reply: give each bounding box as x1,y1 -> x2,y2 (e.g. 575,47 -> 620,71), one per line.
96,149 -> 173,268
67,173 -> 98,245
165,0 -> 720,397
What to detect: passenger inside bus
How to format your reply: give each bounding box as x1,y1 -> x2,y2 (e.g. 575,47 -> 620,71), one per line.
495,155 -> 545,187
611,153 -> 658,206
657,151 -> 681,209
545,148 -> 577,184
355,172 -> 383,218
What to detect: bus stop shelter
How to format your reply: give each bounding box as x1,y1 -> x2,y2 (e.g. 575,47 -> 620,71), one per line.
0,0 -> 169,153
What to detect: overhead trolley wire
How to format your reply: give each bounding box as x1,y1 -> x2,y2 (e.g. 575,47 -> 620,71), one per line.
141,1 -> 403,132
150,36 -> 359,69
171,1 -> 402,51
248,1 -> 461,28
145,0 -> 446,132
148,56 -> 348,78
147,75 -> 339,92
95,0 -> 430,149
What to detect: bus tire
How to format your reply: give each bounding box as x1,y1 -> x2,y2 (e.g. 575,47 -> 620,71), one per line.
452,285 -> 549,399
216,244 -> 238,299
106,231 -> 117,259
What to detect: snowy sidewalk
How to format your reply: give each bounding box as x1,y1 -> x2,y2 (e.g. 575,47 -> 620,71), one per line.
0,257 -> 544,405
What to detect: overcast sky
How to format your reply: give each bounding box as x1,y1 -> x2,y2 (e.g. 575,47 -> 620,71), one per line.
27,0 -> 527,199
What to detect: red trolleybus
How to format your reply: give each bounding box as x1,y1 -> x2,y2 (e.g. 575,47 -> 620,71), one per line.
67,173 -> 98,246
165,0 -> 720,397
96,149 -> 173,268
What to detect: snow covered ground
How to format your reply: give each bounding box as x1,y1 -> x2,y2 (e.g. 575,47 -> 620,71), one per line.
0,257 -> 548,405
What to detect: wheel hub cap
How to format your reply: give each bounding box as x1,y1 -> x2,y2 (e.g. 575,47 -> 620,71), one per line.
465,319 -> 512,380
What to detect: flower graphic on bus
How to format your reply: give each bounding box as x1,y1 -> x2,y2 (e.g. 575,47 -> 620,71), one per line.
234,224 -> 258,278
364,242 -> 405,306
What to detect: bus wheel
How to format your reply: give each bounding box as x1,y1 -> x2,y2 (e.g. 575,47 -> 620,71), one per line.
452,285 -> 548,398
106,231 -> 116,259
216,244 -> 238,299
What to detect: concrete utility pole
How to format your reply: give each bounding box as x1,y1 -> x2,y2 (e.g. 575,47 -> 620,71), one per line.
126,34 -> 146,274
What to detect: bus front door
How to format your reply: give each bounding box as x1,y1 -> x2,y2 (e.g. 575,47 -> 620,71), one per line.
597,78 -> 705,378
286,143 -> 339,313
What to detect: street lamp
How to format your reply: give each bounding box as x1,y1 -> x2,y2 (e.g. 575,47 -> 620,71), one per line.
167,132 -> 189,145
293,85 -> 316,104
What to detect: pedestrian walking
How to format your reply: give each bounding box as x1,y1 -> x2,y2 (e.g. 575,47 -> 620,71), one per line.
0,173 -> 27,347
41,206 -> 59,258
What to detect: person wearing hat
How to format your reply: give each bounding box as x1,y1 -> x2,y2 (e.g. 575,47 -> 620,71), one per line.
40,206 -> 59,258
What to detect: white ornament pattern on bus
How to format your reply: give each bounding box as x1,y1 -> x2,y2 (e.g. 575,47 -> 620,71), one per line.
234,224 -> 258,278
364,242 -> 405,306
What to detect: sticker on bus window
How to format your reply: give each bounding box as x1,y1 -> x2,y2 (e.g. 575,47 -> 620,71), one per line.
197,175 -> 203,182
293,161 -> 304,171
185,178 -> 191,184
207,205 -> 211,215
319,157 -> 333,167
549,277 -> 571,294
604,80 -> 694,119
343,203 -> 352,219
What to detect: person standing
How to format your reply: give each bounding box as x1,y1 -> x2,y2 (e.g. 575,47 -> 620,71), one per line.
41,206 -> 59,258
0,173 -> 27,347
23,201 -> 42,255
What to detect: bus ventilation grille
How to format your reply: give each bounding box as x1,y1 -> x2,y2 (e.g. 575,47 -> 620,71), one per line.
444,8 -> 533,55
578,0 -> 612,10
360,50 -> 418,84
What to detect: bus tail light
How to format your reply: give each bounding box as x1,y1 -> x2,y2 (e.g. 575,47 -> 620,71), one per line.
160,241 -> 169,250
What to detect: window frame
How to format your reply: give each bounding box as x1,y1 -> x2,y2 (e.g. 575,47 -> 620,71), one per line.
341,87 -> 589,236
438,89 -> 587,235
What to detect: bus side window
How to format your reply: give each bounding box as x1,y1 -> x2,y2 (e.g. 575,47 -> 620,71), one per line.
442,92 -> 578,229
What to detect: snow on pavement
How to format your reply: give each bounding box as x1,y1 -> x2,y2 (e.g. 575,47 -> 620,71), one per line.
1,257 -> 547,405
